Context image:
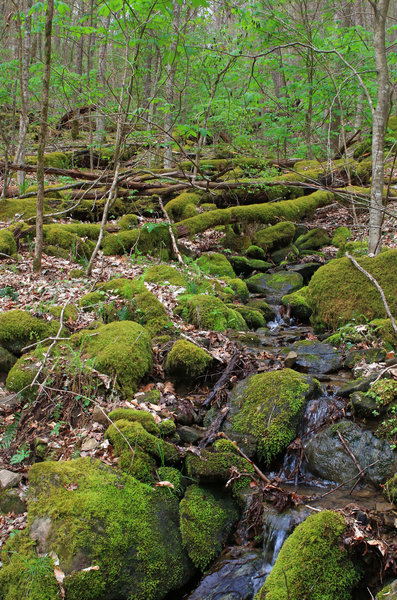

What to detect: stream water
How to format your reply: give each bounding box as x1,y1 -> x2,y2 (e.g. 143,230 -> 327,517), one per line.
173,300 -> 388,600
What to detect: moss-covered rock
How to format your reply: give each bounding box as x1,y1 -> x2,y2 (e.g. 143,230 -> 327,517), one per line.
48,304 -> 79,322
195,252 -> 235,278
246,299 -> 276,321
280,340 -> 342,374
0,229 -> 17,257
332,226 -> 351,248
43,225 -> 95,261
282,286 -> 312,322
182,294 -> 247,332
227,304 -> 265,329
156,467 -> 186,497
77,321 -> 153,398
370,318 -> 397,347
307,250 -> 397,331
107,408 -> 159,434
22,458 -> 194,600
228,256 -> 272,276
179,484 -> 238,571
27,151 -> 70,168
0,346 -> 17,374
5,351 -> 41,401
255,510 -> 360,600
165,339 -> 212,382
246,271 -> 304,302
223,369 -> 318,464
118,213 -> 139,230
336,240 -> 369,259
185,448 -> 254,490
294,227 -> 330,251
246,245 -> 266,260
253,222 -> 296,253
144,264 -> 187,287
164,192 -> 201,221
222,276 -> 249,301
0,310 -> 58,355
376,580 -> 397,600
102,223 -> 172,258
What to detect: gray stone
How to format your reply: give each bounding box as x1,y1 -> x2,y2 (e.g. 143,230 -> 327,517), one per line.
92,405 -> 109,425
81,437 -> 99,452
0,469 -> 22,490
287,262 -> 322,284
304,421 -> 397,485
281,340 -> 342,374
246,271 -> 304,302
343,348 -> 387,369
337,374 -> 378,397
350,391 -> 381,418
0,489 -> 27,514
177,426 -> 204,445
30,517 -> 53,553
284,351 -> 298,368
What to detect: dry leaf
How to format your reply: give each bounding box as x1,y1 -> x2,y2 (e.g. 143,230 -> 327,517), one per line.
163,381 -> 175,394
81,565 -> 100,572
155,481 -> 175,489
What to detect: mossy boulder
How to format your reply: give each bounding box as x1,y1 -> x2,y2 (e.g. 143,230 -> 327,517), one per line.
294,227 -> 330,251
246,299 -> 276,321
282,286 -> 312,322
165,339 -> 212,382
246,271 -> 304,302
0,346 -> 17,374
27,151 -> 70,168
102,224 -> 172,258
77,321 -> 153,398
107,408 -> 158,434
222,277 -> 249,302
246,245 -> 266,260
43,225 -> 95,261
255,510 -> 360,600
195,252 -> 235,278
179,484 -> 238,571
5,351 -> 41,401
19,458 -> 194,600
118,213 -> 139,230
281,340 -> 342,374
332,226 -> 351,248
164,192 -> 201,221
253,221 -> 296,253
228,256 -> 272,276
185,448 -> 254,491
144,264 -> 187,287
223,369 -> 319,464
227,304 -> 265,329
0,230 -> 17,257
182,294 -> 247,332
0,310 -> 58,355
307,250 -> 397,331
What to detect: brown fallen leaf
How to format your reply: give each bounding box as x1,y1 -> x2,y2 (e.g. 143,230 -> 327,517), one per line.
155,481 -> 175,489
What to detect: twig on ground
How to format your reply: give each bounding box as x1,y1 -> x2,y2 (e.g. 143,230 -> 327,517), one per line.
157,196 -> 184,265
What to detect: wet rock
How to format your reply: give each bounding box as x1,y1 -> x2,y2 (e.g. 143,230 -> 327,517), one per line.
228,256 -> 272,276
350,391 -> 380,418
344,348 -> 386,369
281,340 -> 342,374
187,548 -> 265,600
304,421 -> 397,485
178,425 -> 204,445
246,271 -> 304,303
337,374 -> 378,397
284,351 -> 297,368
287,262 -> 322,284
0,469 -> 22,490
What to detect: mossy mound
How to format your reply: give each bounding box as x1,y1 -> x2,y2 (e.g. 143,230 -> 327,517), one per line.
107,408 -> 158,434
246,245 -> 266,260
282,286 -> 312,322
43,225 -> 95,260
255,510 -> 361,600
48,304 -> 79,322
5,350 -> 43,401
21,458 -> 193,600
0,530 -> 61,600
0,198 -> 48,221
294,227 -> 330,251
0,310 -> 58,355
0,346 -> 17,374
185,448 -> 254,491
253,221 -> 296,253
307,250 -> 397,331
165,192 -> 201,221
77,321 -> 153,397
181,294 -> 247,332
102,224 -> 172,258
165,339 -> 212,382
228,304 -> 265,329
105,419 -> 179,464
118,213 -> 139,230
133,289 -> 172,337
223,369 -> 318,464
222,276 -> 249,301
26,151 -> 70,168
246,271 -> 304,302
179,484 -> 238,571
144,264 -> 187,287
228,256 -> 272,276
0,230 -> 17,256
195,252 -> 235,278
369,318 -> 397,347
332,226 -> 351,248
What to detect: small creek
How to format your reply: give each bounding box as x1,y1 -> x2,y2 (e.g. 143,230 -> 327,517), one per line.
174,300 -> 388,600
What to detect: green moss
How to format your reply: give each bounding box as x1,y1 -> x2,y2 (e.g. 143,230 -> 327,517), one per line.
246,299 -> 276,321
69,268 -> 86,279
48,304 -> 79,322
26,458 -> 192,600
282,286 -> 312,321
246,245 -> 266,260
165,339 -> 212,382
77,321 -> 153,398
222,277 -> 249,302
158,418 -> 177,437
253,221 -> 296,253
27,151 -> 70,168
179,484 -> 238,571
0,310 -> 58,355
370,318 -> 397,347
336,240 -> 369,259
200,203 -> 217,212
43,225 -> 95,260
119,448 -> 156,483
0,198 -> 48,221
0,530 -> 60,600
222,226 -> 252,253
255,511 -> 360,600
384,473 -> 397,505
294,227 -> 330,251
156,467 -> 186,497
185,448 -> 254,488
102,224 -> 172,258
118,213 -> 139,230
227,304 -> 265,329
229,256 -> 272,276
183,294 -> 247,332
0,229 -> 17,256
108,408 -> 158,434
226,369 -> 313,464
105,419 -> 179,464
79,291 -> 105,311
164,192 -> 201,221
213,438 -> 238,453
195,252 -> 235,278
6,353 -> 40,400
332,226 -> 351,248
144,264 -> 187,287
133,289 -> 173,337
307,250 -> 397,331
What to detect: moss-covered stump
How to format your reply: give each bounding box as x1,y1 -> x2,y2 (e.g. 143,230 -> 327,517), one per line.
253,221 -> 296,253
179,484 -> 238,571
294,227 -> 330,251
255,510 -> 361,600
144,264 -> 187,287
165,339 -> 212,383
228,256 -> 272,276
195,252 -> 235,278
282,286 -> 312,322
0,229 -> 17,257
77,321 -> 153,398
0,310 -> 58,355
223,369 -> 319,464
307,250 -> 397,331
17,458 -> 193,600
246,271 -> 304,302
181,294 -> 247,332
164,192 -> 201,221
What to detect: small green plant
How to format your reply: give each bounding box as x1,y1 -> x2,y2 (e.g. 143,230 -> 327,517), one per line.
0,412 -> 21,449
10,443 -> 31,464
368,379 -> 397,448
0,285 -> 18,300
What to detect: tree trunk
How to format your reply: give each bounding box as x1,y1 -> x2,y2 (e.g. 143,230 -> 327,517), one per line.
15,0 -> 32,188
368,0 -> 391,255
95,14 -> 111,144
33,0 -> 54,273
163,0 -> 181,169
